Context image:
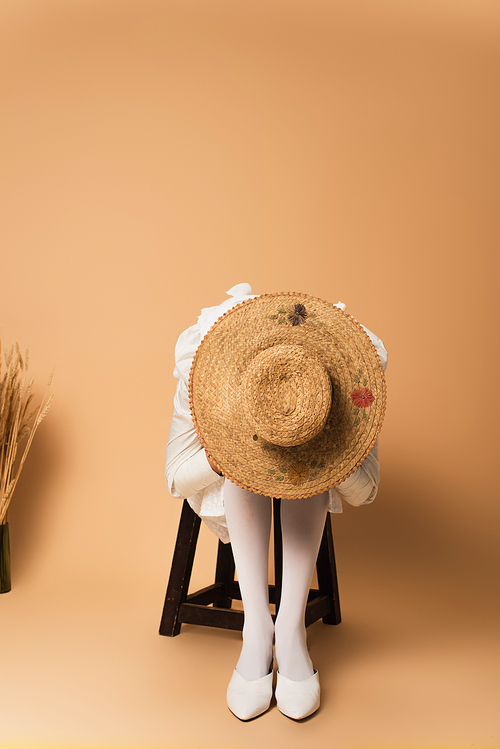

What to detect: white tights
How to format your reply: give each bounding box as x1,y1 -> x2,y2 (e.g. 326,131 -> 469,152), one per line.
224,479 -> 329,682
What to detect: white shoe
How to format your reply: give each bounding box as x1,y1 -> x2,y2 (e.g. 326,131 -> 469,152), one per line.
226,668 -> 273,720
275,670 -> 320,719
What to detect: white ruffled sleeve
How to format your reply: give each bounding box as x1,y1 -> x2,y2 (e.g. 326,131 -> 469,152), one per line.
165,323 -> 222,498
165,284 -> 255,544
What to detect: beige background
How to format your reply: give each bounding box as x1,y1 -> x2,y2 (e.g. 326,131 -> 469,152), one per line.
1,1 -> 499,747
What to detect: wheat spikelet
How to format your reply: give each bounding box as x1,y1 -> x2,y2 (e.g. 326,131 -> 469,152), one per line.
36,395 -> 53,425
0,341 -> 53,525
4,479 -> 15,501
4,344 -> 13,368
15,343 -> 24,371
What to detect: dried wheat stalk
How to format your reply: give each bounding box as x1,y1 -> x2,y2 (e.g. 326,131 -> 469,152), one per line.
0,341 -> 53,524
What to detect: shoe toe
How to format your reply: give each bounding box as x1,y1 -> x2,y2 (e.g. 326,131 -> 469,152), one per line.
226,669 -> 273,721
275,670 -> 320,720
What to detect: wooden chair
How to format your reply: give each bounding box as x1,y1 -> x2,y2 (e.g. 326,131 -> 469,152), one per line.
159,498 -> 341,637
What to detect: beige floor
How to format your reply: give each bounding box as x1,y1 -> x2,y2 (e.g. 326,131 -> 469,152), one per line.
2,507 -> 499,749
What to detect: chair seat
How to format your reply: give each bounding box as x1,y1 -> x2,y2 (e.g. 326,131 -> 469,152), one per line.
159,498 -> 341,637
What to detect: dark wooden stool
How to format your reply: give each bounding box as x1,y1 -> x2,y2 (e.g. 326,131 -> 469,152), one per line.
159,497 -> 342,637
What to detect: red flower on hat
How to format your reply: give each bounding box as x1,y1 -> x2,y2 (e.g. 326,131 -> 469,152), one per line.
351,387 -> 375,408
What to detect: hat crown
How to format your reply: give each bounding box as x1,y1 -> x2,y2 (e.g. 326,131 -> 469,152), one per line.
241,344 -> 332,447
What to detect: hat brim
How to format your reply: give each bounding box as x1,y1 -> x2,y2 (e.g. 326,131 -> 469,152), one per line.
189,292 -> 387,499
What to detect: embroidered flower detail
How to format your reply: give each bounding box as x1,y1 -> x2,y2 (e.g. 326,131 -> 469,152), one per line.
351,387 -> 375,408
269,307 -> 287,323
288,461 -> 309,486
288,303 -> 308,326
269,304 -> 321,326
269,466 -> 286,481
353,368 -> 368,386
309,458 -> 325,479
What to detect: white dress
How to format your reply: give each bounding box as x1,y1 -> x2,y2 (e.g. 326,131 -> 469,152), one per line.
165,283 -> 388,543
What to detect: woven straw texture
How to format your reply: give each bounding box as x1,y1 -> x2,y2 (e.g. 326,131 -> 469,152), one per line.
189,292 -> 386,499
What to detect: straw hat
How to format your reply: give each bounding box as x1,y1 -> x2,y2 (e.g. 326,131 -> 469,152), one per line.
189,292 -> 386,499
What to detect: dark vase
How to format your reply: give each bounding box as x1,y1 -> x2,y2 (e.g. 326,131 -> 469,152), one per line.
0,522 -> 11,594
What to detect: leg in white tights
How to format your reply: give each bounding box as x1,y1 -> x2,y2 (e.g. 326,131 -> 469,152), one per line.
224,479 -> 274,681
224,479 -> 329,683
274,492 -> 329,681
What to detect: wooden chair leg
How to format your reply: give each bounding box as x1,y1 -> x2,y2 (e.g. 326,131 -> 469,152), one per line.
159,499 -> 201,636
159,496 -> 341,636
214,540 -> 235,608
316,513 -> 341,624
273,497 -> 283,617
